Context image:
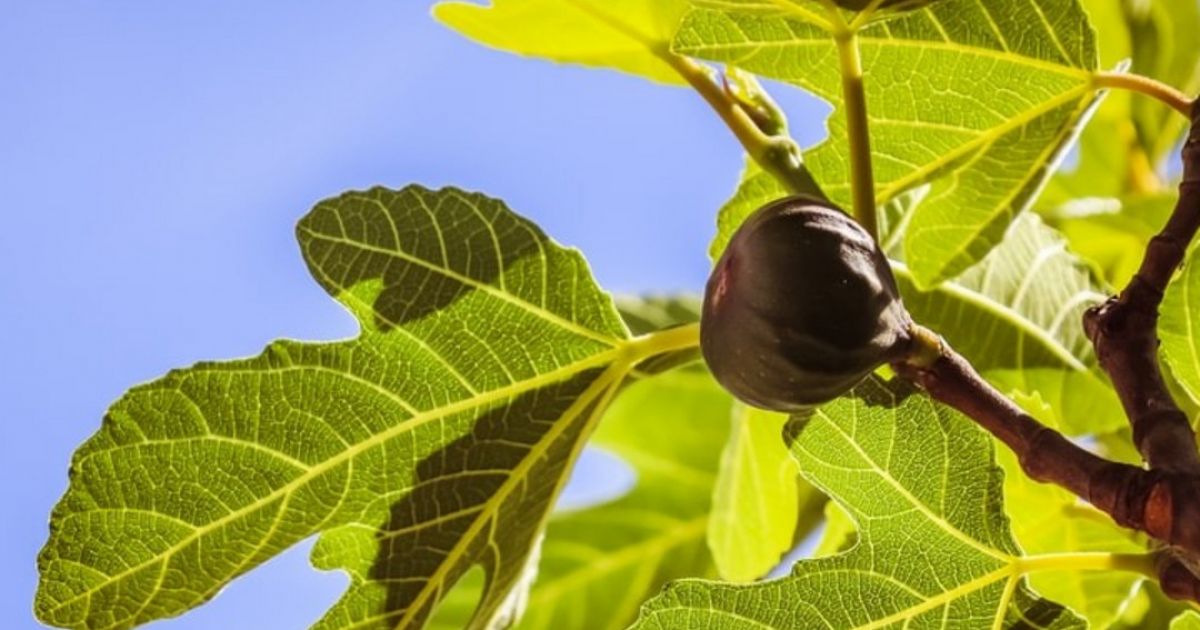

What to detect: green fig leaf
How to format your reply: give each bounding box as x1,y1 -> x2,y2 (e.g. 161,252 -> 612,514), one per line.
708,404 -> 809,582
677,0 -> 1100,287
633,376 -> 1084,629
433,0 -> 690,85
35,186 -> 658,630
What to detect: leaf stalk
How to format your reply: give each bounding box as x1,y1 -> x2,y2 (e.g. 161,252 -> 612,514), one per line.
1093,71 -> 1194,118
668,55 -> 824,198
833,30 -> 879,240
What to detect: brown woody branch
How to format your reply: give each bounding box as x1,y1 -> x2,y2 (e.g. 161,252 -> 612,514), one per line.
1083,103 -> 1200,473
893,104 -> 1200,601
895,341 -> 1200,602
1078,101 -> 1200,600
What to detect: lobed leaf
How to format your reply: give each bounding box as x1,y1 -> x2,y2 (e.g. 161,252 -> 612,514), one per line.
35,186 -> 640,630
676,0 -> 1100,287
634,375 -> 1084,629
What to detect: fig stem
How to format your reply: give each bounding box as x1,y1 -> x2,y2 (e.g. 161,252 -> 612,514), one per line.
668,55 -> 827,199
902,323 -> 943,369
833,29 -> 879,240
1093,72 -> 1194,118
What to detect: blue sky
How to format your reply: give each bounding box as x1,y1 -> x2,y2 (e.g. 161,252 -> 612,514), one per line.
0,2 -> 828,628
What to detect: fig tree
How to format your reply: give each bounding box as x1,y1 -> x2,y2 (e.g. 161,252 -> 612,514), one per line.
701,196 -> 913,411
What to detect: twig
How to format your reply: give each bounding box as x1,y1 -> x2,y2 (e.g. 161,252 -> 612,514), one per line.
1083,103 -> 1200,474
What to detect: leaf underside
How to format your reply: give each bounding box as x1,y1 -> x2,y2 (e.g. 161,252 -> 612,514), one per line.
36,185 -> 634,630
634,375 -> 1083,629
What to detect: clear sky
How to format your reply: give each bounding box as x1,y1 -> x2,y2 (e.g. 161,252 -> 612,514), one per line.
0,2 -> 829,628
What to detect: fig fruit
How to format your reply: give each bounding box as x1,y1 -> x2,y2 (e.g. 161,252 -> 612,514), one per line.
701,196 -> 913,411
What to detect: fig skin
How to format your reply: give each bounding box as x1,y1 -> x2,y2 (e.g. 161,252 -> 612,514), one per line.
701,196 -> 913,412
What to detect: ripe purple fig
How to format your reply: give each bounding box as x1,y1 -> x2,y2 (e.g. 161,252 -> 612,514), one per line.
701,196 -> 913,411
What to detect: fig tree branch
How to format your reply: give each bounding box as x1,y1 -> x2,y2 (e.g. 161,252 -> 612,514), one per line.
894,332 -> 1200,603
1084,102 -> 1200,473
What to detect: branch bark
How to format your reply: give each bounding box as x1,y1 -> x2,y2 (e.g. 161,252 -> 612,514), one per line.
1084,102 -> 1200,473
895,339 -> 1200,597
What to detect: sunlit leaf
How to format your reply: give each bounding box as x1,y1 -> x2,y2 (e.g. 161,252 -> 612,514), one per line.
634,376 -> 1083,629
35,186 -> 646,630
708,404 -> 805,582
433,0 -> 690,85
1173,611 -> 1200,630
676,0 -> 1100,287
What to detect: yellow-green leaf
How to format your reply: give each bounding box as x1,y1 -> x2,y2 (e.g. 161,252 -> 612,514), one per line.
1161,244 -> 1200,406
708,404 -> 805,582
433,0 -> 690,85
634,376 -> 1084,629
676,0 -> 1101,287
35,186 -> 644,630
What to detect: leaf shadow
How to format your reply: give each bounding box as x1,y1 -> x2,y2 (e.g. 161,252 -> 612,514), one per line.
366,369 -> 600,627
298,186 -> 543,333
